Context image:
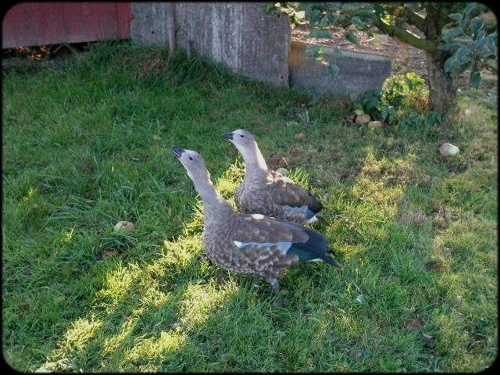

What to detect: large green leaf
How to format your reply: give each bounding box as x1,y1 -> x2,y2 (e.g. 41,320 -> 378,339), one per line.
444,54 -> 458,73
309,29 -> 331,39
345,30 -> 360,45
464,2 -> 479,16
305,45 -> 324,61
437,42 -> 463,51
327,63 -> 339,77
471,70 -> 481,88
448,13 -> 463,22
469,17 -> 486,35
440,27 -> 463,41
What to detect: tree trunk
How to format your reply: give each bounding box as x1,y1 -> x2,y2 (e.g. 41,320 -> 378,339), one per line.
424,4 -> 459,125
426,52 -> 459,124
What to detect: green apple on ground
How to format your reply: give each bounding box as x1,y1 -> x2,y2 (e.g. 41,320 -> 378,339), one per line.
439,142 -> 460,156
113,221 -> 135,233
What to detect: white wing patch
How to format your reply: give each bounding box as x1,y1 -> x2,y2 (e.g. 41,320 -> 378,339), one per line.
250,214 -> 265,220
233,241 -> 292,254
306,215 -> 319,223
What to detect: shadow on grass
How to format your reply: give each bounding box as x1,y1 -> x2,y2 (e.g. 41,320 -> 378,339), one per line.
34,163 -> 270,372
38,145 -> 427,372
25,120 -> 497,372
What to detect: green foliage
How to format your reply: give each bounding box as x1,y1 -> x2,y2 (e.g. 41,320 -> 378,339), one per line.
309,29 -> 331,39
439,4 -> 498,88
266,2 -> 497,90
357,90 -> 381,116
396,109 -> 443,128
382,73 -> 429,113
356,73 -> 435,126
305,45 -> 324,61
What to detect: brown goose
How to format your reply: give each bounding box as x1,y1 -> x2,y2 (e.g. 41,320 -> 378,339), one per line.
222,129 -> 324,225
171,146 -> 341,296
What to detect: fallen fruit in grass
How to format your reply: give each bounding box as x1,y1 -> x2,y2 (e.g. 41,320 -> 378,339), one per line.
367,120 -> 383,129
276,167 -> 289,176
114,221 -> 135,233
419,332 -> 436,348
354,109 -> 365,116
55,296 -> 66,304
294,133 -> 306,141
439,142 -> 459,156
355,114 -> 371,125
424,260 -> 448,272
404,319 -> 423,331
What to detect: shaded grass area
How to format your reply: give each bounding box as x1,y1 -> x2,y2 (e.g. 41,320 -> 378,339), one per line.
2,41 -> 497,372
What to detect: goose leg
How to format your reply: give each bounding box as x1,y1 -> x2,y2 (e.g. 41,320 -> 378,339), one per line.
270,280 -> 280,295
270,280 -> 286,307
252,274 -> 261,288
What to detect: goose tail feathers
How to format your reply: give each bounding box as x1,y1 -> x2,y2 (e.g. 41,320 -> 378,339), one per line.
321,252 -> 342,268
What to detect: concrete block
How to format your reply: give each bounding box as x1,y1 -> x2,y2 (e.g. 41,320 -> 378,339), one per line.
289,40 -> 391,98
130,3 -> 174,47
174,3 -> 290,86
130,2 -> 290,87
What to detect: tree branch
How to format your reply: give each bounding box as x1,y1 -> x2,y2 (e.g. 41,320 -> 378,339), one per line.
383,4 -> 426,33
401,6 -> 426,33
374,18 -> 438,53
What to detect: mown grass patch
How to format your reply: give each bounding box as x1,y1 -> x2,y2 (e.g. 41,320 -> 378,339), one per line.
2,41 -> 497,372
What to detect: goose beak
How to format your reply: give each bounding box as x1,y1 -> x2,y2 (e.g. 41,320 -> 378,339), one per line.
171,146 -> 185,158
222,132 -> 234,140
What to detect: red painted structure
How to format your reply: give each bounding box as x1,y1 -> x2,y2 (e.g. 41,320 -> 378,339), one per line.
2,2 -> 132,49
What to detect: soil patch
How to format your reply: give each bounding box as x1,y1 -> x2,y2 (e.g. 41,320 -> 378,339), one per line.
291,24 -> 477,88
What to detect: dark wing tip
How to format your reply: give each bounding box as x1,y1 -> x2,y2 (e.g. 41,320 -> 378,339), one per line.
308,193 -> 324,213
329,257 -> 343,269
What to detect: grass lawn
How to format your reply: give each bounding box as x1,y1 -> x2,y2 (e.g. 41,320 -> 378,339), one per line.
2,41 -> 497,372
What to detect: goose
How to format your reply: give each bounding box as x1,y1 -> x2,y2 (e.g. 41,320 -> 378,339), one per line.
171,146 -> 341,297
222,129 -> 324,225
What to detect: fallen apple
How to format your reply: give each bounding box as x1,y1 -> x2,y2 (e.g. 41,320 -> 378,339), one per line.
294,133 -> 306,141
114,221 -> 135,233
439,142 -> 460,156
276,167 -> 289,176
355,114 -> 371,125
367,120 -> 383,129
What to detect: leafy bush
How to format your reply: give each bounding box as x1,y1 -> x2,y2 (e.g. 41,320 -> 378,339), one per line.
381,73 -> 429,113
267,2 -> 497,124
355,73 -> 441,127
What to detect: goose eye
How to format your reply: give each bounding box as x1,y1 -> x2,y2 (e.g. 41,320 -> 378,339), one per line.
240,135 -> 244,138
189,157 -> 193,161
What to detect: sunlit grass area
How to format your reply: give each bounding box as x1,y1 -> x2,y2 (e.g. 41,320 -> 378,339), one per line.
2,41 -> 497,372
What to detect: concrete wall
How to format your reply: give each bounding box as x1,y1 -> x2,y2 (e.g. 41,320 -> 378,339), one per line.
130,3 -> 392,97
130,2 -> 290,87
289,41 -> 392,98
130,3 -> 174,48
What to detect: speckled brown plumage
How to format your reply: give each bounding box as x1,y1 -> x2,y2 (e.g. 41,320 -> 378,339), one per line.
224,129 -> 323,225
172,146 -> 341,294
202,202 -> 303,283
235,169 -> 323,224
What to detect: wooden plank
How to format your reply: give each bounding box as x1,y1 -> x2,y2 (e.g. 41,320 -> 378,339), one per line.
2,2 -> 131,48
